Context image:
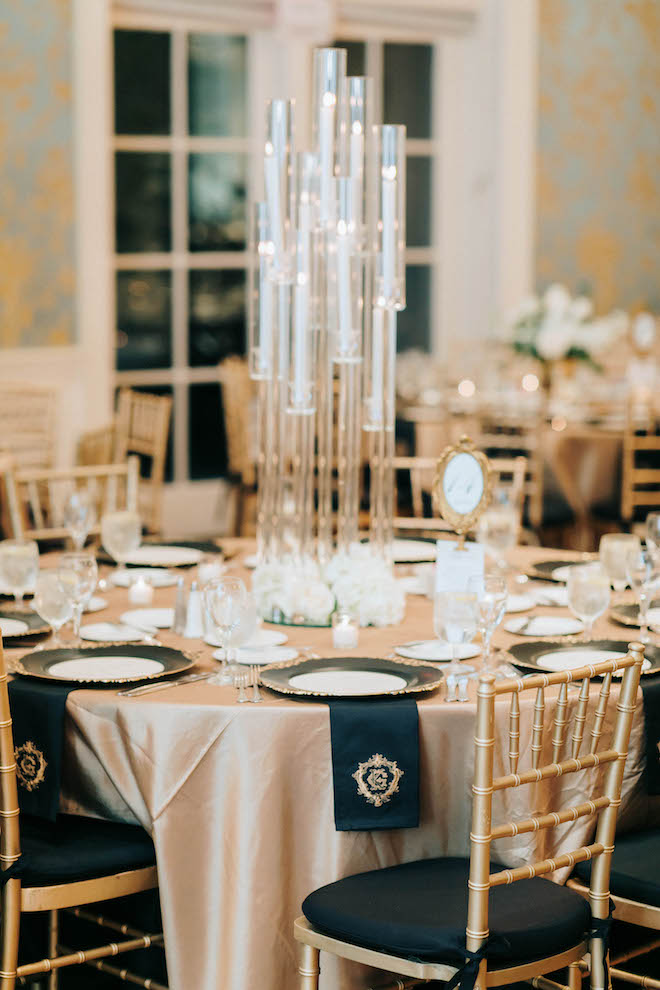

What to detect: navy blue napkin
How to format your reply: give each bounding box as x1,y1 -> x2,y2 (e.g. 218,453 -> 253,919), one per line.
8,679 -> 75,821
641,676 -> 660,795
327,698 -> 419,830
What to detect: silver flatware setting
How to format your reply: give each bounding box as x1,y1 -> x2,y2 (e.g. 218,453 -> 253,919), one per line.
118,671 -> 212,697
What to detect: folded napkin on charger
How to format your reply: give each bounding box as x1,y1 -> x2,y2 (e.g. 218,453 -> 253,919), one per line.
8,678 -> 76,821
327,698 -> 419,831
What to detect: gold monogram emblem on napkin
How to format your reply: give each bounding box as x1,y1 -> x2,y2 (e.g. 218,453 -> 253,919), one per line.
353,753 -> 403,807
15,741 -> 48,792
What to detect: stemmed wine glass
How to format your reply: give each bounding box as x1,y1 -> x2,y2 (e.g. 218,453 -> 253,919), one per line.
468,574 -> 507,673
101,510 -> 141,578
57,552 -> 99,642
433,590 -> 478,689
599,534 -> 641,596
626,547 -> 657,645
33,572 -> 73,648
63,490 -> 97,550
566,563 -> 611,642
476,487 -> 519,572
0,539 -> 39,605
647,513 -> 660,567
203,577 -> 249,685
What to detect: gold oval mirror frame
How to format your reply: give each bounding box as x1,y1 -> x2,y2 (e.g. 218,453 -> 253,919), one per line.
431,436 -> 492,547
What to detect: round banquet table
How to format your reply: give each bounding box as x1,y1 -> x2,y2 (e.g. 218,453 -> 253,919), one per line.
4,542 -> 656,990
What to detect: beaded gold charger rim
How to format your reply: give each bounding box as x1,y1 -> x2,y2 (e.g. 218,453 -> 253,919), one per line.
610,601 -> 660,628
501,638 -> 660,678
8,643 -> 198,685
258,655 -> 444,698
525,554 -> 598,583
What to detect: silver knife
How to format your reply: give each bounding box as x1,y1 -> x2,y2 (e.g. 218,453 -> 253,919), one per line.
118,671 -> 212,698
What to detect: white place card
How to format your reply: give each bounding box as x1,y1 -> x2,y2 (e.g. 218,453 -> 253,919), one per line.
435,541 -> 485,594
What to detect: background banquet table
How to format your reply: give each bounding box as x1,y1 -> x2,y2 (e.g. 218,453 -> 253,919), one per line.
4,542 -> 655,990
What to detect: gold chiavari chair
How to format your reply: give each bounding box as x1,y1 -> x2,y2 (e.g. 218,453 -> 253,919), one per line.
621,394 -> 660,524
114,389 -> 173,536
0,457 -> 139,543
217,357 -> 257,537
0,636 -> 167,989
0,384 -> 57,471
294,643 -> 645,990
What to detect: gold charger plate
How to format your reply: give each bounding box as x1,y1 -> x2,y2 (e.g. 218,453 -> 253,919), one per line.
10,643 -> 196,685
259,655 -> 444,698
0,607 -> 50,640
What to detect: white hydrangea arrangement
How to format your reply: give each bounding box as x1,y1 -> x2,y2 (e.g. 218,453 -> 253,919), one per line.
252,543 -> 406,627
508,283 -> 627,367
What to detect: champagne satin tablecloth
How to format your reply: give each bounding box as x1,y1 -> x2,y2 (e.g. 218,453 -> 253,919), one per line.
7,543 -> 654,990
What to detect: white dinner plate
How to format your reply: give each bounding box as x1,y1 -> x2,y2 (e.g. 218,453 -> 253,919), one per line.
504,615 -> 583,637
648,608 -> 660,630
551,565 -> 573,583
205,627 -> 288,649
0,618 -> 30,637
243,554 -> 258,569
111,568 -> 178,589
505,594 -> 535,613
392,539 -> 437,563
124,546 -> 203,567
288,670 -> 407,696
395,641 -> 480,662
85,596 -> 108,614
49,656 -> 166,680
80,623 -> 148,643
121,608 -> 174,629
533,647 -> 629,672
212,646 -> 298,665
530,585 -> 569,608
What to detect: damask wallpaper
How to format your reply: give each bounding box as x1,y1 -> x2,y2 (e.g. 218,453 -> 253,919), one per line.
0,0 -> 74,348
537,0 -> 660,312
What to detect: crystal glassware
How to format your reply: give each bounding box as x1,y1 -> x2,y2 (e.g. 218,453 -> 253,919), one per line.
626,547 -> 657,645
566,563 -> 611,641
101,510 -> 141,576
476,487 -> 519,571
646,513 -> 660,566
63,490 -> 97,550
57,552 -> 99,641
0,539 -> 39,604
33,572 -> 74,647
203,577 -> 249,685
433,590 -> 478,681
468,574 -> 507,672
599,533 -> 641,594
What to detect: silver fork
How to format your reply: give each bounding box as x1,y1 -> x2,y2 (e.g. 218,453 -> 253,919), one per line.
236,669 -> 249,703
444,673 -> 457,702
249,665 -> 263,703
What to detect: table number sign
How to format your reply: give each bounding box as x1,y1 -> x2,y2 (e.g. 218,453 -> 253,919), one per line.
432,435 -> 491,548
435,541 -> 485,594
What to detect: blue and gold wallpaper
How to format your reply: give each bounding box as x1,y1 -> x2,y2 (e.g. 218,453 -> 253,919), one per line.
537,0 -> 660,312
0,0 -> 74,348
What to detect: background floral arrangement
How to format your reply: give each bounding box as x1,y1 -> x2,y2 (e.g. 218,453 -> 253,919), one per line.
507,283 -> 627,367
252,544 -> 406,627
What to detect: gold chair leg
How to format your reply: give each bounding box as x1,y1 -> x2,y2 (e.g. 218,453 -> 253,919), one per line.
298,944 -> 319,990
568,961 -> 583,990
0,879 -> 21,990
47,911 -> 58,990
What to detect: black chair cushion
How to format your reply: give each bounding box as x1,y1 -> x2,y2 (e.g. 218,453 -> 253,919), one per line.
19,814 -> 156,886
302,857 -> 590,966
573,828 -> 660,908
524,494 -> 575,529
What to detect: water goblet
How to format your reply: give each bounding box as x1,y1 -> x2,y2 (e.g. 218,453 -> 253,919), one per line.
433,590 -> 479,687
203,577 -> 249,685
468,574 -> 507,672
63,490 -> 97,550
646,513 -> 660,566
57,552 -> 99,642
101,510 -> 141,577
476,487 -> 519,572
566,563 -> 611,642
0,539 -> 39,605
626,547 -> 657,645
33,572 -> 73,648
599,533 -> 641,595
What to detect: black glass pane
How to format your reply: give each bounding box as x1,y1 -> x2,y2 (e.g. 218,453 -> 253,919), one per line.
406,157 -> 432,247
189,383 -> 226,480
116,271 -> 172,371
333,39 -> 366,76
188,153 -> 247,251
189,269 -> 246,367
115,385 -> 174,483
384,43 -> 433,139
188,34 -> 247,137
114,30 -> 170,135
397,266 -> 431,351
116,152 -> 171,253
